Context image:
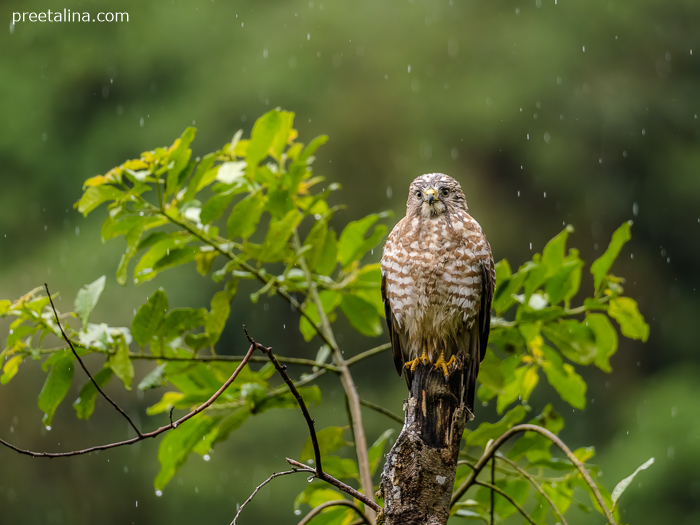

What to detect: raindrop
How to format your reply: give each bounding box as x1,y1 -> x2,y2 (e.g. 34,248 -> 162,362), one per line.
195,487 -> 199,494
633,203 -> 639,216
544,132 -> 550,143
307,476 -> 314,482
451,148 -> 458,160
623,150 -> 628,157
529,243 -> 532,250
283,324 -> 286,329
139,212 -> 144,216
314,214 -> 322,220
556,76 -> 562,84
543,192 -> 547,198
203,454 -> 211,462
10,21 -> 15,35
75,226 -> 80,235
295,510 -> 302,515
156,490 -> 163,497
387,186 -> 393,198
630,253 -> 634,259
42,132 -> 48,142
642,128 -> 646,136
517,191 -> 520,197
407,64 -> 411,73
526,133 -> 529,140
671,406 -> 677,418
136,501 -> 138,507
46,426 -> 52,431
307,33 -> 310,40
173,423 -> 178,428
582,45 -> 586,52
668,446 -> 675,459
124,466 -> 129,473
140,117 -> 145,128
263,49 -> 268,58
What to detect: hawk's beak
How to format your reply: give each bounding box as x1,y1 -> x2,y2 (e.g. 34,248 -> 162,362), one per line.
424,188 -> 437,205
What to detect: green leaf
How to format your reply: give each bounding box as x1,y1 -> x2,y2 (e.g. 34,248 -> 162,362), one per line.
586,313 -> 618,372
133,235 -> 190,284
165,127 -> 196,198
206,283 -> 237,345
226,191 -> 265,240
0,300 -> 11,315
465,406 -> 528,448
270,110 -> 295,159
303,218 -> 329,272
155,414 -> 220,490
368,429 -> 394,475
315,229 -> 338,276
117,222 -> 145,285
73,367 -> 114,419
200,186 -> 241,225
183,153 -> 217,203
138,364 -> 167,390
131,289 -> 169,347
320,456 -> 360,481
300,291 -> 341,342
542,320 -> 598,365
1,355 -> 23,385
159,308 -> 208,340
338,214 -> 387,269
258,209 -> 302,262
476,348 -> 504,395
101,214 -> 142,242
209,408 -> 250,445
611,457 -> 654,509
75,186 -> 125,216
301,426 -> 348,463
38,350 -> 74,427
541,346 -> 586,409
508,404 -> 564,462
492,480 -> 529,519
591,221 -> 632,291
339,293 -> 383,337
299,135 -> 329,163
246,109 -> 282,175
74,276 -> 106,330
608,296 -> 649,341
543,480 -> 574,515
108,336 -> 134,389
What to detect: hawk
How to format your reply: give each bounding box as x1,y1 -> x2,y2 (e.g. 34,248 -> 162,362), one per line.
381,173 -> 495,411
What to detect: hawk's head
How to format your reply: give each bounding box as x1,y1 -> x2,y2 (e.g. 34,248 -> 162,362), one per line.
407,173 -> 468,218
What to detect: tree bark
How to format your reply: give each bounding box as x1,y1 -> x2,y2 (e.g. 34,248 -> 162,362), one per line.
379,356 -> 472,525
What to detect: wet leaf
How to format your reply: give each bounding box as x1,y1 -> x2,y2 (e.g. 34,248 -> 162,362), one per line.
608,296 -> 649,341
586,313 -> 618,372
591,221 -> 632,291
339,293 -> 382,337
132,289 -> 169,347
611,457 -> 654,509
38,350 -> 74,427
73,367 -> 114,419
74,275 -> 106,330
301,426 -> 348,463
75,186 -> 125,216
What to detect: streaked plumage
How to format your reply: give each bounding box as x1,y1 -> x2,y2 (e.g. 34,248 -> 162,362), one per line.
381,173 -> 495,411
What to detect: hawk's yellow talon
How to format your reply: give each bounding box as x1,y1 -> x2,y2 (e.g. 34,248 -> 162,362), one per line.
434,353 -> 455,379
405,347 -> 430,372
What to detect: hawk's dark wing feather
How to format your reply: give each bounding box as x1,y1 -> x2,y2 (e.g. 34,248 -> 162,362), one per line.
382,271 -> 411,387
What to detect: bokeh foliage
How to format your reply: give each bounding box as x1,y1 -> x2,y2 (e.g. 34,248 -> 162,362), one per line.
1,110 -> 651,524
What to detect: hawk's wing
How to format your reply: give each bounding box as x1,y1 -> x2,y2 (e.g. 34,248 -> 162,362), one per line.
381,271 -> 411,386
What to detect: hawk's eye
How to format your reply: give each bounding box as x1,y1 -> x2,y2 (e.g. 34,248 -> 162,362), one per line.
415,190 -> 422,198
441,188 -> 449,197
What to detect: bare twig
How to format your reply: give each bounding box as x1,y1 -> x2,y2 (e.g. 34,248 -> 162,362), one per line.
286,458 -> 382,514
474,481 -> 536,525
359,398 -> 403,424
129,352 -> 341,371
231,469 -> 301,524
244,327 -> 323,476
44,283 -> 143,437
344,343 -> 391,366
495,453 -> 569,525
0,344 -> 256,458
297,499 -> 371,525
450,424 -> 616,525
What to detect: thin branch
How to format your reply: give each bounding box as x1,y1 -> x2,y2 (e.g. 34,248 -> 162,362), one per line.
297,500 -> 371,525
44,283 -> 143,438
474,481 -> 537,525
0,344 -> 256,458
129,352 -> 341,372
450,424 -> 616,525
359,398 -> 403,424
231,469 -> 302,525
344,343 -> 391,366
286,458 -> 382,514
495,453 -> 569,525
244,327 -> 323,476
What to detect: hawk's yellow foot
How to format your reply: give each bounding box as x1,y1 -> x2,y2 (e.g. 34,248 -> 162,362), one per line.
434,352 -> 456,379
405,347 -> 430,372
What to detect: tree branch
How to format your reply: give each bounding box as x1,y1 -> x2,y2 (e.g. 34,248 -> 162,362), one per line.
495,453 -> 569,525
286,458 -> 382,514
474,481 -> 537,525
244,327 -> 323,476
0,344 -> 256,458
450,424 -> 616,525
45,283 -> 143,437
297,500 -> 371,525
359,398 -> 403,424
128,352 -> 341,372
231,469 -> 302,525
344,343 -> 391,366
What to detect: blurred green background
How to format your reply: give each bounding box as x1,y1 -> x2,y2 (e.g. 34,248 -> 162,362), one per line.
1,0 -> 699,523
